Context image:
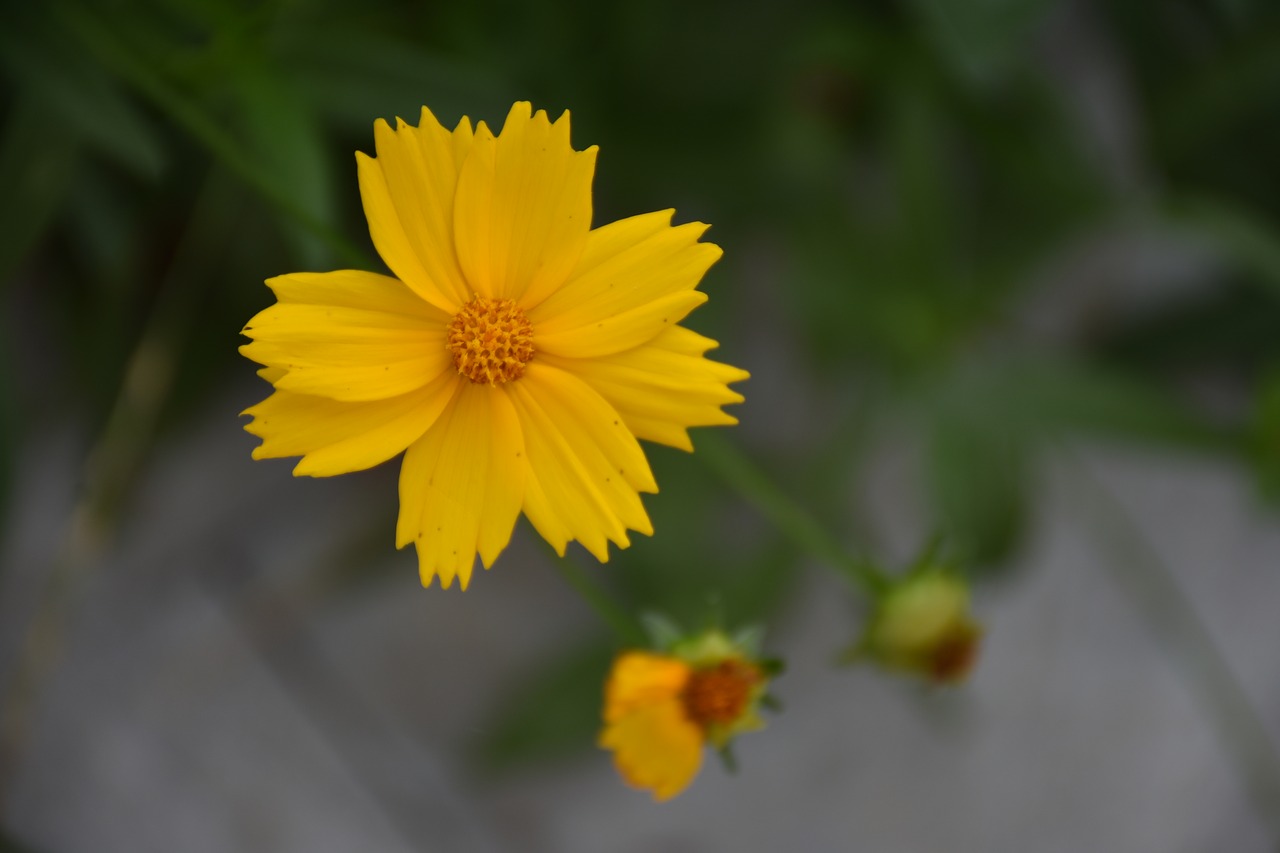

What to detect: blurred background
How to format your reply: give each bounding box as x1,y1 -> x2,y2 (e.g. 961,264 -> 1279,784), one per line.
2,0 -> 1280,850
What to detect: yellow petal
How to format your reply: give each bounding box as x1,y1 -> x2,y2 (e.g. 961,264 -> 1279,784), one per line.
242,370 -> 460,477
603,652 -> 691,723
356,108 -> 477,313
264,270 -> 446,317
397,383 -> 526,590
599,698 -> 703,802
533,289 -> 708,360
240,299 -> 450,401
508,363 -> 655,562
529,210 -> 722,356
542,326 -> 749,451
453,102 -> 597,307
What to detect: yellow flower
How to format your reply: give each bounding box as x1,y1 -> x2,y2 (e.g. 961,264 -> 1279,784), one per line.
240,103 -> 748,589
599,632 -> 770,801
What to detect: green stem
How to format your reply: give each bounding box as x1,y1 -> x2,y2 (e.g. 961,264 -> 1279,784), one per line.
53,2 -> 370,268
550,556 -> 646,646
696,432 -> 889,596
1065,449 -> 1280,844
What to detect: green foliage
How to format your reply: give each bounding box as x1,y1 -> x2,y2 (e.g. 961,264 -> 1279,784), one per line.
0,100 -> 82,288
3,0 -> 1279,776
0,10 -> 165,179
609,444 -> 796,629
1252,369 -> 1280,502
469,639 -> 614,773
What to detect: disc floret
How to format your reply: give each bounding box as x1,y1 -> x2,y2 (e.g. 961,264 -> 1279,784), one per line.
446,297 -> 535,385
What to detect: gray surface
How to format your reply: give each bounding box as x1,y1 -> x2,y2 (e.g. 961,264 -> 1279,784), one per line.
3,392 -> 1278,851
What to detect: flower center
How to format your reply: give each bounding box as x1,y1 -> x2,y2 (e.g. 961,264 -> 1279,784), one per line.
681,660 -> 760,728
446,297 -> 534,385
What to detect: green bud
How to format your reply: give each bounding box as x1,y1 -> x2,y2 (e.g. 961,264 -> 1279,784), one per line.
852,570 -> 982,684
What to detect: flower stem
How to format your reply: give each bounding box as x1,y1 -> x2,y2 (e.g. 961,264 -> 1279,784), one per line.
550,555 -> 647,646
696,432 -> 889,596
1064,449 -> 1280,844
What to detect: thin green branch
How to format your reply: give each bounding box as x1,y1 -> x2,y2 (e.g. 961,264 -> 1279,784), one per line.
696,432 -> 889,596
1064,448 -> 1280,845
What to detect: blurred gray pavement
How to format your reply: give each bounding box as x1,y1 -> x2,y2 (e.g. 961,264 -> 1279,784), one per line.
2,384 -> 1278,852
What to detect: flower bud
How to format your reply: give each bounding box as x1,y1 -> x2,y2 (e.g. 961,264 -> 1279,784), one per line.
854,570 -> 981,684
599,626 -> 778,800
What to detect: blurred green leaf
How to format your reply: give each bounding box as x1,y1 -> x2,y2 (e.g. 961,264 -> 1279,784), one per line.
1096,278 -> 1280,391
919,353 -> 1224,568
907,0 -> 1053,87
0,99 -> 81,285
231,62 -> 337,268
277,28 -> 507,131
1167,196 -> 1280,296
887,79 -> 955,279
612,444 -> 796,628
52,1 -> 367,267
1003,359 -> 1228,450
470,640 -> 613,773
1151,26 -> 1280,166
1250,368 -> 1280,503
639,611 -> 684,651
0,9 -> 165,178
926,405 -> 1029,568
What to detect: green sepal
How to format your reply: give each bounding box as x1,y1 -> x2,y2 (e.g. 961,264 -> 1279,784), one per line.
755,656 -> 786,677
759,692 -> 785,713
716,742 -> 740,775
639,611 -> 684,652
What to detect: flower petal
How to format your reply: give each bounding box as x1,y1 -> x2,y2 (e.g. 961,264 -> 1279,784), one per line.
542,326 -> 749,451
533,289 -> 707,360
599,698 -> 703,802
453,102 -> 596,306
529,210 -> 722,355
603,652 -> 692,722
263,269 -> 445,316
242,370 -> 460,477
396,383 -> 526,590
240,271 -> 451,402
357,107 -> 476,312
507,363 -> 655,562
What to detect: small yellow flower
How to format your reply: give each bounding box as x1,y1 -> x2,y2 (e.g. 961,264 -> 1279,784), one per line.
599,632 -> 770,801
240,103 -> 748,589
855,570 -> 982,684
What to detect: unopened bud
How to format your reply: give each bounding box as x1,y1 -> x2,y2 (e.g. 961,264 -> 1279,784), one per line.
853,571 -> 982,684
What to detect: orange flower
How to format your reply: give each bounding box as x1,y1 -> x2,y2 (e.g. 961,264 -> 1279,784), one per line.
599,632 -> 770,800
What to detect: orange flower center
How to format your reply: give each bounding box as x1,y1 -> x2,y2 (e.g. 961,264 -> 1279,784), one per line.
681,660 -> 760,728
446,297 -> 534,385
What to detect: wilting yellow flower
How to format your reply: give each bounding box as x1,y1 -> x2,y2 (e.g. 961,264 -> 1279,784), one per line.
855,570 -> 982,684
241,102 -> 747,589
600,632 -> 770,801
